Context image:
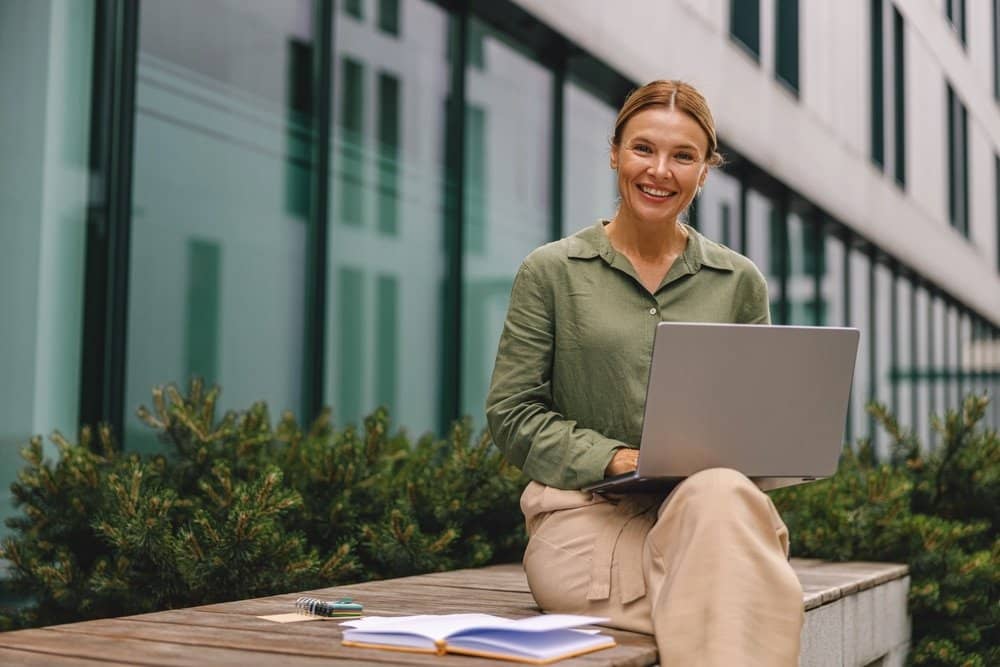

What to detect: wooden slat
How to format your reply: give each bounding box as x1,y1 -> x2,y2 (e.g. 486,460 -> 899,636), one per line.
0,646 -> 119,666
0,559 -> 908,666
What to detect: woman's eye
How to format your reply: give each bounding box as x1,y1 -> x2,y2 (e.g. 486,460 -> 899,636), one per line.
634,144 -> 652,154
676,152 -> 695,162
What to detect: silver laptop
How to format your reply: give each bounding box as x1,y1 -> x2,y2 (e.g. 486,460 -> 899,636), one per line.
583,322 -> 860,494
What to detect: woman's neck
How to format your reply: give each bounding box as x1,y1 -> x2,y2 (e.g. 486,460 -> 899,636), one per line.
604,212 -> 688,262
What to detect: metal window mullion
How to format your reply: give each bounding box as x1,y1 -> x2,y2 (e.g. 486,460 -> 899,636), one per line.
910,278 -> 919,441
890,263 -> 899,416
303,0 -> 334,422
550,52 -> 565,242
843,229 -> 853,444
738,178 -> 748,255
80,0 -> 139,441
927,291 -> 936,447
776,190 -> 789,325
868,248 -> 877,440
812,213 -> 823,325
439,5 -> 468,434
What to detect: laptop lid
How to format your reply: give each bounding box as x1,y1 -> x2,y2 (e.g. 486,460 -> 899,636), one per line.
632,322 -> 859,480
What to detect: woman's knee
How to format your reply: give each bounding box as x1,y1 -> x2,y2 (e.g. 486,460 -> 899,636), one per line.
660,467 -> 765,518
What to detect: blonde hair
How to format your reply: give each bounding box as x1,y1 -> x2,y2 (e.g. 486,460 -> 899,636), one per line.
612,80 -> 724,167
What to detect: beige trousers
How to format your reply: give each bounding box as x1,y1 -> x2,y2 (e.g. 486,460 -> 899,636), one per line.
521,468 -> 804,666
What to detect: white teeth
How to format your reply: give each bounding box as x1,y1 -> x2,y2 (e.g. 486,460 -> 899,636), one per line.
639,185 -> 672,197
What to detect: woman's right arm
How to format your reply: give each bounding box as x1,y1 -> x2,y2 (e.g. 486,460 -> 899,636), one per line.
486,261 -> 629,490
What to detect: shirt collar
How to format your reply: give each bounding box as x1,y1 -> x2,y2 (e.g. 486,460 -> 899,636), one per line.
567,220 -> 735,272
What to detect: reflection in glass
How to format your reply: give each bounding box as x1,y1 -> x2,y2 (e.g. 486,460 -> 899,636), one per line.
460,18 -> 553,428
0,0 -> 94,539
563,80 -> 617,233
930,295 -> 944,448
325,0 -> 449,436
127,0 -> 314,453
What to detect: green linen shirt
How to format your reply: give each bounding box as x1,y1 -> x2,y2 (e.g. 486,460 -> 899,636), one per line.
485,220 -> 771,490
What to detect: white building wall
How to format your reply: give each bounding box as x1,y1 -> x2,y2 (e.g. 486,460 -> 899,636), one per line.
512,0 -> 1000,325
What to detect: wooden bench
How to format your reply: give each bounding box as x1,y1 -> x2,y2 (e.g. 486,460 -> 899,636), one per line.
0,559 -> 909,666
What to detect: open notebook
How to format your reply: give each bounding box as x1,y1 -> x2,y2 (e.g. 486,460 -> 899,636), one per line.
340,613 -> 615,664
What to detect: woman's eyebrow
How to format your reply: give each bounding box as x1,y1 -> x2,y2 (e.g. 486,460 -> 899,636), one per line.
630,135 -> 702,151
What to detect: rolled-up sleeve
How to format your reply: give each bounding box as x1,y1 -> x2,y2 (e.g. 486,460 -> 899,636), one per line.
485,262 -> 627,489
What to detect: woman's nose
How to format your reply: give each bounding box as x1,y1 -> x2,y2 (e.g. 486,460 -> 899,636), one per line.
648,156 -> 672,179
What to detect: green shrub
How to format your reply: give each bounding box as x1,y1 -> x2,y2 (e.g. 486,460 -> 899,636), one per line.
0,379 -> 527,630
772,394 -> 999,666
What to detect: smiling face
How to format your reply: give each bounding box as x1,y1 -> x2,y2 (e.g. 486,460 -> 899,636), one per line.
610,106 -> 710,229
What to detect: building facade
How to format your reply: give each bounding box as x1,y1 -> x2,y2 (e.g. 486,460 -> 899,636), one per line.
2,0 -> 999,537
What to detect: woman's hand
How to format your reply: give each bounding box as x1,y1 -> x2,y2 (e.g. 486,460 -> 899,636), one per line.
605,448 -> 639,477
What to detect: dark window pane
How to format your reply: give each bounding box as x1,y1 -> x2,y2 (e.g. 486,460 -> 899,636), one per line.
339,57 -> 365,226
871,0 -> 884,169
775,0 -> 799,92
730,0 -> 761,58
343,0 -> 363,20
377,72 -> 400,235
378,0 -> 400,36
893,8 -> 906,187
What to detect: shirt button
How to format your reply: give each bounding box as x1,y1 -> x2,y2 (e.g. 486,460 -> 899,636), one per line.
649,307 -> 658,315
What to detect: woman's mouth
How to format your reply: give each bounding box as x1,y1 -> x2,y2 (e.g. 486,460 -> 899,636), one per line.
637,184 -> 676,200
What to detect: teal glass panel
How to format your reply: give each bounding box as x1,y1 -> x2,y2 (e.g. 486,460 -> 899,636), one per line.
184,240 -> 221,384
340,57 -> 365,226
377,72 -> 400,235
930,296 -> 945,447
337,267 -> 364,424
326,0 -> 449,436
0,0 -> 94,540
460,17 -> 553,427
563,80 -> 617,233
375,275 -> 398,410
127,0 -> 313,452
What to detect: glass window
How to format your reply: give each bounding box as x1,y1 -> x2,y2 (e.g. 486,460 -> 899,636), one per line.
744,190 -> 778,321
849,248 -> 871,445
913,286 -> 930,448
873,262 -> 893,457
460,18 -> 554,427
325,0 -> 449,435
775,0 -> 799,93
127,0 -> 315,453
894,276 -> 913,436
344,0 -> 363,21
819,225 -> 845,328
957,311 -> 970,404
870,0 -> 884,169
946,83 -> 969,236
892,7 -> 906,187
378,0 -> 400,36
945,304 -> 959,413
698,169 -> 742,251
563,79 -> 617,234
0,0 -> 94,538
786,212 -> 821,325
730,0 -> 760,59
930,295 -> 945,447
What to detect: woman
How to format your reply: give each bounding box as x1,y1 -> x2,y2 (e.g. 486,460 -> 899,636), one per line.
485,80 -> 804,665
